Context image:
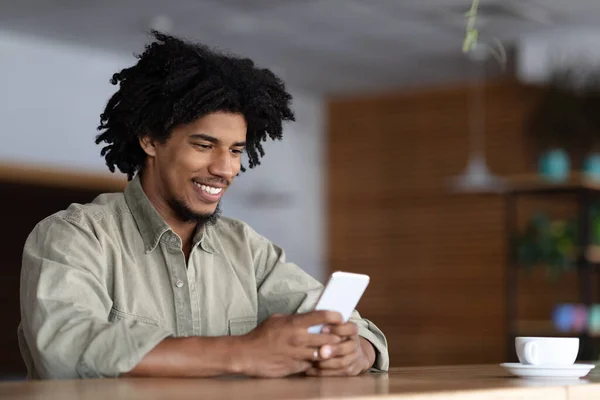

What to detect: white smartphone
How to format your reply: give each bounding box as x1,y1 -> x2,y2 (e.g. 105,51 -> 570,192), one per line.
307,271 -> 370,334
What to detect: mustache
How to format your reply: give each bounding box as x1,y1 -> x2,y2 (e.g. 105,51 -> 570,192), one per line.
193,177 -> 230,187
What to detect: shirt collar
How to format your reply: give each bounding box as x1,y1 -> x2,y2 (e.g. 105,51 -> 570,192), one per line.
124,174 -> 216,254
193,224 -> 217,254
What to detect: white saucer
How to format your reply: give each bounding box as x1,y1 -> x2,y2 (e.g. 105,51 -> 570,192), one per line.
500,363 -> 596,380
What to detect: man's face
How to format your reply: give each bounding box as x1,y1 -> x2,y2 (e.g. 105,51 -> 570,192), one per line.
141,111 -> 247,223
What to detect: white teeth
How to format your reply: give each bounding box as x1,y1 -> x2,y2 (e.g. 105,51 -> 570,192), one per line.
194,182 -> 222,195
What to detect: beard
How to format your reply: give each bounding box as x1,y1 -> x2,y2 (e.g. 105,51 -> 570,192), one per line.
168,197 -> 222,226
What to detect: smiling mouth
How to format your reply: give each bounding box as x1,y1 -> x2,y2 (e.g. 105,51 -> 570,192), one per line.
192,180 -> 225,196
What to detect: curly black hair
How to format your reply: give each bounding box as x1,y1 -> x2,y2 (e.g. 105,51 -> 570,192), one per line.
95,30 -> 295,180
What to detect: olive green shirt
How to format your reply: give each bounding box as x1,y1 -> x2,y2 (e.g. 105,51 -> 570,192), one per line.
18,176 -> 389,379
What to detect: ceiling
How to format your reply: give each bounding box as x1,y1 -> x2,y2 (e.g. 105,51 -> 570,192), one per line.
1,0 -> 600,94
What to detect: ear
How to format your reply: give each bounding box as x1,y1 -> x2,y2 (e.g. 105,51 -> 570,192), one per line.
139,135 -> 157,157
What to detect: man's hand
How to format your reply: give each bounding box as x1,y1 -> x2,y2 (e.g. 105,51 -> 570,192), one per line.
236,311 -> 344,378
305,322 -> 376,377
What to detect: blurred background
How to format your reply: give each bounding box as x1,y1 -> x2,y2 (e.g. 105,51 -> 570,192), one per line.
2,0 -> 600,379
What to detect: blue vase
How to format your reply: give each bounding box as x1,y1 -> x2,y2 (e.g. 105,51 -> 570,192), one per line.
583,153 -> 600,182
538,149 -> 570,182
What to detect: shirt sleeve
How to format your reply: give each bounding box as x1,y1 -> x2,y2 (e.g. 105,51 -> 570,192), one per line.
19,214 -> 172,379
250,227 -> 389,372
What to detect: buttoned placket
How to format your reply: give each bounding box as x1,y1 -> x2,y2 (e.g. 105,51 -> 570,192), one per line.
162,232 -> 194,337
186,246 -> 202,336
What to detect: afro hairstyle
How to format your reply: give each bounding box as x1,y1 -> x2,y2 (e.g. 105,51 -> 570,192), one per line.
95,30 -> 295,180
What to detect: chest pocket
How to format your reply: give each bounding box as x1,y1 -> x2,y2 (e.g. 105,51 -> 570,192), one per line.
228,316 -> 258,336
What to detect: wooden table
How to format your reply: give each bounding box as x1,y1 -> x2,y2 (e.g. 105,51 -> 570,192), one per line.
0,364 -> 599,400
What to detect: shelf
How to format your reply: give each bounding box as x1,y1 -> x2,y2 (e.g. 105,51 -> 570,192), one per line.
513,246 -> 600,265
504,178 -> 600,361
452,172 -> 600,195
505,172 -> 600,194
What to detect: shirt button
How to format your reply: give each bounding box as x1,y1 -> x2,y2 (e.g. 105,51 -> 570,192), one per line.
175,280 -> 184,288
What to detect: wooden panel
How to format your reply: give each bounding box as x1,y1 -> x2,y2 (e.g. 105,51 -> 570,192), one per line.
0,162 -> 126,191
326,79 -> 574,367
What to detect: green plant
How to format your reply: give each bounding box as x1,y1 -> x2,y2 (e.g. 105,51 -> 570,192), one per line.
462,0 -> 479,53
515,213 -> 578,280
462,0 -> 507,69
590,203 -> 600,245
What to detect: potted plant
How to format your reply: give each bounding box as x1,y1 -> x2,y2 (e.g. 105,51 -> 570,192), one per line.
515,213 -> 578,280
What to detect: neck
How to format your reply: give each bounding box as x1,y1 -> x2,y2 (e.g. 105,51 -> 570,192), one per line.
139,169 -> 197,246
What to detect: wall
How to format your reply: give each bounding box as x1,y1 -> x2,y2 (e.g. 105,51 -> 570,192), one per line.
517,28 -> 600,85
326,79 -> 584,367
0,31 -> 326,281
0,31 -> 123,172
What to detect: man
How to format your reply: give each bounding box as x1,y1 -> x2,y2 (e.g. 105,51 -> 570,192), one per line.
18,31 -> 388,380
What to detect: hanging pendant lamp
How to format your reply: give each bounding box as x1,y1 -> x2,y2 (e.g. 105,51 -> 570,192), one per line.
450,47 -> 506,193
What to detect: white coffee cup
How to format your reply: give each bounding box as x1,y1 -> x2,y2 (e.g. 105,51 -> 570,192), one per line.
515,337 -> 579,366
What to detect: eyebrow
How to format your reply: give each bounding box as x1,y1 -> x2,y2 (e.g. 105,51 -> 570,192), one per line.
189,133 -> 246,147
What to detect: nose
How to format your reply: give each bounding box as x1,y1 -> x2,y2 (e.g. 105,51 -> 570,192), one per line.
207,150 -> 236,180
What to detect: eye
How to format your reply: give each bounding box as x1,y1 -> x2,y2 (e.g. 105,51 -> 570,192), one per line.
194,143 -> 212,150
231,148 -> 244,155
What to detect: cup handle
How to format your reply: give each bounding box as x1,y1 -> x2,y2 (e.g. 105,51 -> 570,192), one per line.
524,341 -> 539,365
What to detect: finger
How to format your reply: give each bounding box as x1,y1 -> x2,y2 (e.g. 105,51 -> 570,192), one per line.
291,343 -> 336,362
288,331 -> 342,349
306,361 -> 363,377
292,361 -> 312,374
291,310 -> 343,327
292,346 -> 325,362
291,338 -> 353,362
324,322 -> 358,338
301,332 -> 342,348
317,352 -> 359,370
291,336 -> 356,363
319,337 -> 359,360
